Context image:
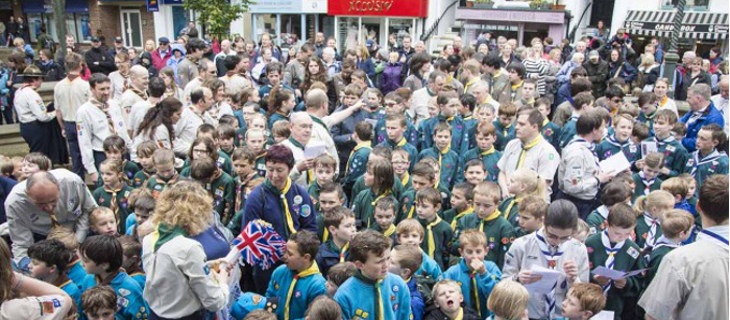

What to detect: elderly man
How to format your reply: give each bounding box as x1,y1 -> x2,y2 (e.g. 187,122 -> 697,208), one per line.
280,112 -> 315,187
214,39 -> 236,76
6,170 -> 97,266
680,83 -> 725,152
151,37 -> 172,70
174,87 -> 215,156
711,76 -> 729,135
410,71 -> 446,125
119,65 -> 149,125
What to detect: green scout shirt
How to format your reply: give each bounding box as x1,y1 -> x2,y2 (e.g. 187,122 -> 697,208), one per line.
458,146 -> 502,183
351,174 -> 405,205
344,142 -> 372,188
683,149 -> 729,195
92,184 -> 134,235
418,147 -> 459,190
397,187 -> 451,224
497,196 -> 521,228
133,169 -> 155,189
634,213 -> 663,250
453,212 -> 514,269
352,189 -> 399,230
641,136 -> 688,179
631,173 -> 663,203
586,205 -> 609,235
418,217 -> 453,271
206,170 -> 236,224
145,173 -> 180,198
492,119 -> 515,151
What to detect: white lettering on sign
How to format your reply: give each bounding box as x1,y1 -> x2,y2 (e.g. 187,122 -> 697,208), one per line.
349,0 -> 394,12
654,24 -> 696,32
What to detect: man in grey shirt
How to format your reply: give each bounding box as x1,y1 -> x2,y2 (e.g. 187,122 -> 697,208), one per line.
5,170 -> 97,267
177,38 -> 207,88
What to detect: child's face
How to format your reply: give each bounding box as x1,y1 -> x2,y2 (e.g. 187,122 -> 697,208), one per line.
220,137 -> 234,150
687,180 -> 696,197
519,213 -> 542,233
22,161 -> 41,176
642,165 -> 661,181
28,260 -> 54,281
233,159 -> 253,178
476,107 -> 495,124
450,189 -> 469,211
442,98 -> 460,118
314,165 -> 335,184
192,143 -> 212,161
465,165 -> 486,185
411,174 -> 432,191
242,106 -> 257,125
283,96 -> 296,112
81,254 -> 107,275
507,176 -> 524,196
392,153 -> 409,176
267,71 -> 280,86
366,92 -> 381,108
572,229 -> 589,243
416,201 -> 439,221
318,191 -> 343,214
614,118 -> 633,142
374,207 -> 395,229
434,130 -> 452,151
499,114 -> 514,127
537,103 -> 551,118
104,149 -> 123,161
476,132 -> 495,150
434,284 -> 463,314
251,118 -> 266,131
386,120 -> 406,142
387,249 -> 407,277
427,103 -> 439,118
136,209 -> 151,226
86,308 -> 116,320
561,290 -> 587,320
607,225 -> 633,243
100,165 -> 122,187
325,280 -> 339,296
696,129 -> 717,152
398,231 -> 423,246
364,167 -> 374,187
653,118 -> 672,138
473,193 -> 498,219
460,243 -> 488,267
333,217 -> 357,243
93,211 -> 118,236
138,155 -> 154,171
274,135 -> 286,144
156,163 -> 176,180
283,241 -> 310,272
357,250 -> 390,280
246,132 -> 266,154
343,94 -> 359,107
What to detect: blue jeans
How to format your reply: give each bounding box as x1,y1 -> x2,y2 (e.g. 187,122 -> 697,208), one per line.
65,121 -> 84,178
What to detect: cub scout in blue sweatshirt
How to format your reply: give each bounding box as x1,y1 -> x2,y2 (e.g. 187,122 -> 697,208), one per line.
315,207 -> 356,278
442,230 -> 502,320
492,103 -> 516,151
389,245 -> 426,320
79,235 -> 149,320
334,230 -> 412,320
267,231 -> 327,320
458,121 -> 502,183
396,219 -> 443,281
558,92 -> 595,152
378,113 -> 419,172
28,240 -> 83,318
418,122 -> 460,190
418,92 -> 470,155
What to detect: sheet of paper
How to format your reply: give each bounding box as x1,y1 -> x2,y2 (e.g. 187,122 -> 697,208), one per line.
365,118 -> 379,128
304,142 -> 327,159
591,311 -> 615,320
593,266 -> 648,280
524,265 -> 562,294
641,140 -> 658,157
599,152 -> 631,174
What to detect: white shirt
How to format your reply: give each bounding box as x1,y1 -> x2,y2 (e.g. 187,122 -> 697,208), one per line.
76,99 -> 132,174
108,71 -> 129,101
711,94 -> 729,135
173,106 -> 214,156
119,89 -> 145,126
309,114 -> 340,175
280,138 -> 310,188
183,77 -> 204,105
132,124 -> 172,161
219,74 -> 251,95
129,100 -> 153,136
14,86 -> 55,123
498,136 -> 561,197
410,87 -> 435,126
53,76 -> 90,122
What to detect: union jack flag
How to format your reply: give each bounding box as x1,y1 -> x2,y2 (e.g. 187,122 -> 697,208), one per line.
232,220 -> 286,270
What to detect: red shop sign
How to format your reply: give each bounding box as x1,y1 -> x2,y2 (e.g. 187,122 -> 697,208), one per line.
327,0 -> 428,17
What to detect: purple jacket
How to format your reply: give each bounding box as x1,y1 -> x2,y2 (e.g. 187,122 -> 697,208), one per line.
379,62 -> 403,94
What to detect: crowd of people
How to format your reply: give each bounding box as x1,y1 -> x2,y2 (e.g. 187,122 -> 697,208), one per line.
0,22 -> 727,320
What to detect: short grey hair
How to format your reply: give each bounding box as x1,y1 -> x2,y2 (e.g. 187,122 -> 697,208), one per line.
688,83 -> 711,101
26,171 -> 59,193
322,47 -> 335,57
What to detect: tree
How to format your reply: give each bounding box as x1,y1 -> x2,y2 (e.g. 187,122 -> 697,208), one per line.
183,0 -> 251,39
52,0 -> 68,54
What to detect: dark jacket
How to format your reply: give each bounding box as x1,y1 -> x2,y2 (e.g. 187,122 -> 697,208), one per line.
608,61 -> 637,84
84,47 -> 116,75
423,305 -> 480,320
36,60 -> 64,81
379,62 -> 404,94
357,57 -> 376,81
676,70 -> 712,101
583,59 -> 609,97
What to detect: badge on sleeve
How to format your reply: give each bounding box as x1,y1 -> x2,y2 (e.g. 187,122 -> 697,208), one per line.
627,246 -> 640,259
294,195 -> 303,205
300,205 -> 311,217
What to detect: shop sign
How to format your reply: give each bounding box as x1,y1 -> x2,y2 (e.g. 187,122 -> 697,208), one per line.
456,8 -> 565,24
248,0 -> 304,13
464,23 -> 518,31
302,0 -> 328,13
628,21 -> 728,35
147,0 -> 160,12
328,0 -> 428,17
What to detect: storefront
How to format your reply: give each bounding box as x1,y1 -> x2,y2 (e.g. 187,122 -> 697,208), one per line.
249,0 -> 328,46
455,7 -> 569,46
22,0 -> 91,44
327,0 -> 428,53
623,10 -> 729,56
151,0 -> 196,41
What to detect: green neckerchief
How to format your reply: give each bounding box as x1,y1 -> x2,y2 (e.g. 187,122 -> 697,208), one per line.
354,270 -> 383,320
288,137 -> 305,150
154,223 -> 188,252
310,115 -> 327,129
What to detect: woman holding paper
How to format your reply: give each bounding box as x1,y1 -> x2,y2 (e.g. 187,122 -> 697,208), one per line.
142,180 -> 232,320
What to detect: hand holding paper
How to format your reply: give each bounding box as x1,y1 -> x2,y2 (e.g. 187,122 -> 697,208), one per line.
593,266 -> 647,280
523,265 -> 562,294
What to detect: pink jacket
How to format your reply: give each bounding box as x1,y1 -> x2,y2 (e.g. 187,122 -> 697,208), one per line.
151,49 -> 172,71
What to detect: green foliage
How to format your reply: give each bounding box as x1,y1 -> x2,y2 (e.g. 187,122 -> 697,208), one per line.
183,0 -> 252,37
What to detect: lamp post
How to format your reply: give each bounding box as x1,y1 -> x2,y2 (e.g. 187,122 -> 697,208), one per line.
663,0 -> 687,96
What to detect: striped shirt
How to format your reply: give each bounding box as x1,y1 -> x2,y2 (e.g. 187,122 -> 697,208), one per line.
523,58 -> 549,95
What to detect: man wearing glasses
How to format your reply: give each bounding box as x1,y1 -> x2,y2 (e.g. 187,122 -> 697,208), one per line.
502,199 -> 590,320
151,37 -> 172,70
280,112 -> 317,188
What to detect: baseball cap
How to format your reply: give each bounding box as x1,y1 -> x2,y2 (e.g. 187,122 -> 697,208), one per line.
0,295 -> 72,320
588,50 -> 599,58
114,36 -> 123,43
159,37 -> 170,44
90,36 -> 100,42
366,39 -> 375,48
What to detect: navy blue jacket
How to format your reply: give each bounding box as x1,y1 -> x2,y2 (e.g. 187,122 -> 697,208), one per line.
242,180 -> 318,240
680,102 -> 725,152
0,176 -> 16,223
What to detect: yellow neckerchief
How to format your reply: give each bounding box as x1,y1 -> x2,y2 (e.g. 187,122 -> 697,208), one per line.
279,178 -> 297,234
376,278 -> 385,320
464,77 -> 480,94
434,179 -> 440,190
542,118 -> 549,127
383,224 -> 396,237
400,172 -> 410,187
339,242 -> 350,263
463,113 -> 474,121
480,146 -> 496,156
470,270 -> 481,318
454,307 -> 465,320
480,94 -> 494,105
396,137 -> 407,148
370,190 -> 392,228
445,116 -> 455,123
493,70 -> 503,79
516,134 -> 544,169
501,122 -> 513,137
438,142 -> 452,173
501,197 -> 521,220
284,262 -> 321,320
451,207 -> 474,230
659,95 -> 669,107
406,199 -> 417,220
478,209 -> 502,232
346,141 -> 372,174
511,80 -> 524,91
426,216 -> 443,258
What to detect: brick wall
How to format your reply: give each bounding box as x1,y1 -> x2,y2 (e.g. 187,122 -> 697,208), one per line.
89,1 -> 156,48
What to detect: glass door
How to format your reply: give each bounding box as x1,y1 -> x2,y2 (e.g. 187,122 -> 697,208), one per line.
120,9 -> 143,48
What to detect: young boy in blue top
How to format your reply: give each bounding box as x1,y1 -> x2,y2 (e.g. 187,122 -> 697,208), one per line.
396,219 -> 443,280
492,102 -> 517,151
415,187 -> 453,271
375,92 -> 419,146
267,230 -> 327,320
344,121 -> 373,197
333,230 -> 412,320
460,93 -> 480,151
389,245 -> 426,320
683,124 -> 729,188
27,239 -> 82,317
418,122 -> 459,190
379,113 -> 419,172
537,98 -> 561,148
458,121 -> 501,183
419,91 -> 470,155
79,235 -> 149,320
325,262 -> 357,297
119,236 -> 145,290
316,182 -> 347,243
558,92 -> 595,151
315,207 -> 357,278
392,149 -> 412,191
443,230 -> 502,320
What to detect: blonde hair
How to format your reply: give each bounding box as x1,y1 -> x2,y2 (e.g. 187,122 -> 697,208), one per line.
89,207 -> 115,230
633,190 -> 675,217
474,181 -> 502,205
511,168 -> 546,200
432,279 -> 462,301
643,152 -> 665,169
660,209 -> 694,238
459,229 -> 487,249
151,180 -> 213,235
396,219 -> 424,239
47,226 -> 80,251
487,280 -> 529,320
660,177 -> 688,199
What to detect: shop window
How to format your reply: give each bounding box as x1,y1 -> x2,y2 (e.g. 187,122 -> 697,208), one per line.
661,0 -> 709,10
388,18 -> 414,49
338,17 -> 360,53
27,13 -> 90,44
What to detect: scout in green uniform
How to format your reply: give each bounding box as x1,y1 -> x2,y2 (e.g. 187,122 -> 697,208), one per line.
586,204 -> 645,319
492,103 -> 517,151
93,159 -> 134,235
398,162 -> 449,223
102,135 -> 140,186
418,122 -> 459,190
683,124 -> 730,191
132,141 -> 158,189
631,160 -> 664,203
414,187 -> 453,271
637,93 -> 659,137
586,182 -> 632,235
640,109 -> 689,180
644,210 -> 694,287
344,130 -> 372,196
372,196 -> 398,244
351,158 -> 400,230
145,149 -> 179,199
308,154 -> 339,210
498,167 -> 547,228
633,190 -> 675,251
377,114 -> 418,172
596,114 -> 641,165
459,93 -> 480,151
511,195 -> 547,239
218,128 -> 236,159
457,121 -> 502,183
557,92 -> 595,151
189,158 -> 236,224
452,182 -> 514,269
392,149 -> 413,191
441,183 -> 474,229
315,183 -> 347,243
536,98 -> 561,148
181,147 -> 234,178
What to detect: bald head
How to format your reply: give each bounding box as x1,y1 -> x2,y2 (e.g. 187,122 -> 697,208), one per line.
305,89 -> 328,113
130,65 -> 149,91
26,172 -> 60,214
289,111 -> 313,145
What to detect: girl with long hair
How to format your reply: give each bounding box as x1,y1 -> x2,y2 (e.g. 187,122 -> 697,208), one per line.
132,97 -> 183,159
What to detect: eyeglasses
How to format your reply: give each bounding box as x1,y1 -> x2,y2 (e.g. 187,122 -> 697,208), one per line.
544,227 -> 572,243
